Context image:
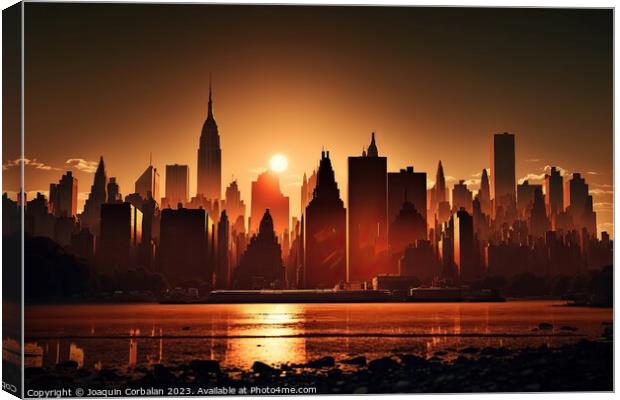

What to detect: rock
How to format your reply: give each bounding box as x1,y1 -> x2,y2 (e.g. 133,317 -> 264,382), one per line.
560,325 -> 578,331
434,351 -> 448,356
459,347 -> 479,354
96,368 -> 122,381
57,360 -> 79,370
341,356 -> 366,366
353,387 -> 368,394
368,357 -> 400,373
400,354 -> 428,369
189,360 -> 220,374
538,322 -> 553,330
252,361 -> 275,374
307,356 -> 335,368
153,364 -> 174,382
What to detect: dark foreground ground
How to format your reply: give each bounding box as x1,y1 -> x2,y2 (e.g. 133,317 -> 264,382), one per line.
24,337 -> 613,395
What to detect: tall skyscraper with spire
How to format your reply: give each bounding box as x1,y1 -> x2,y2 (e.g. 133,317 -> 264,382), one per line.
305,150 -> 346,288
479,168 -> 491,216
197,81 -> 222,201
348,133 -> 388,281
80,156 -> 107,233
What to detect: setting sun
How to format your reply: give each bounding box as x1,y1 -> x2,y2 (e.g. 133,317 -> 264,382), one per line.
269,154 -> 288,173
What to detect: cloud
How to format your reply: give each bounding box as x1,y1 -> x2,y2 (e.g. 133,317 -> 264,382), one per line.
597,222 -> 614,235
524,158 -> 540,163
2,158 -> 60,171
590,188 -> 614,195
585,171 -> 598,175
592,183 -> 613,189
463,178 -> 481,187
65,158 -> 99,173
445,175 -> 457,183
593,202 -> 613,211
518,172 -> 546,184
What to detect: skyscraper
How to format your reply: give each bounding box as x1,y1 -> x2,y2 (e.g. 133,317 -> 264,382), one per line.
431,160 -> 450,224
98,202 -> 142,273
565,173 -> 597,236
215,210 -> 230,289
348,133 -> 388,281
453,208 -> 477,282
491,132 -> 516,214
544,166 -> 564,218
135,163 -> 160,202
387,166 -> 427,233
478,169 -> 491,216
107,177 -> 122,204
300,170 -> 317,216
250,171 -> 289,237
305,150 -> 346,288
451,180 -> 473,214
224,180 -> 246,233
162,164 -> 189,209
197,82 -> 222,200
233,209 -> 284,289
80,156 -> 107,233
158,207 -> 208,286
49,171 -> 77,218
517,180 -> 542,219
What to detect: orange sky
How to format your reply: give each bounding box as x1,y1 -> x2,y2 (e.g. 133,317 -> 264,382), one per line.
3,5 -> 613,237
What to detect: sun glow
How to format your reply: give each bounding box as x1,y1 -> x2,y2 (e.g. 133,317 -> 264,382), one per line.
269,154 -> 288,173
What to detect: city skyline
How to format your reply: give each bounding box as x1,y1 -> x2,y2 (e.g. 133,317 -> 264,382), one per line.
2,4 -> 613,236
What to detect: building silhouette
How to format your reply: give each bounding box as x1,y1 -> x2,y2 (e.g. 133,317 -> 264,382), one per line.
49,171 -> 77,218
305,150 -> 346,288
162,164 -> 189,209
249,171 -> 289,237
388,166 -> 427,236
388,197 -> 426,271
197,82 -> 222,201
300,170 -> 317,216
98,202 -> 142,273
107,177 -> 122,203
158,207 -> 209,286
215,210 -> 230,289
565,173 -> 597,236
135,163 -> 160,203
348,133 -> 388,281
80,156 -> 107,234
516,180 -> 542,219
430,161 -> 451,225
453,208 -> 478,282
528,187 -> 550,239
224,180 -> 246,234
233,209 -> 284,289
399,240 -> 440,282
451,180 -> 473,214
478,169 -> 491,216
25,192 -> 55,238
491,132 -> 516,215
544,166 -> 564,222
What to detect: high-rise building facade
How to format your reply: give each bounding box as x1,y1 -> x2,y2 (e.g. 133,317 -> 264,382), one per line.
544,166 -> 564,217
305,151 -> 346,288
49,171 -> 78,218
80,156 -> 107,233
98,202 -> 142,273
348,133 -> 388,281
197,83 -> 222,200
135,164 -> 160,202
163,164 -> 189,209
491,132 -> 516,213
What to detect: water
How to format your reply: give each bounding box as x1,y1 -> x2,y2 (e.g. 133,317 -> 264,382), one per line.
24,301 -> 611,371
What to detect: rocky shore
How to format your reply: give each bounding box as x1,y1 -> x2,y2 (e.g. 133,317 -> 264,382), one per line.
24,338 -> 612,394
